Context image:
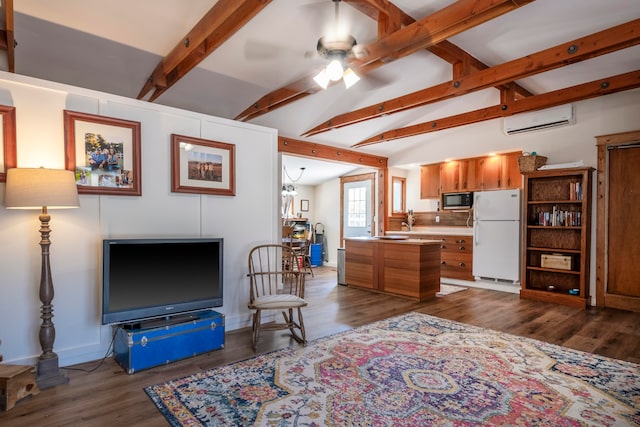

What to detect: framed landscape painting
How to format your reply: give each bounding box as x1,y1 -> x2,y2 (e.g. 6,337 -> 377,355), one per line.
64,110 -> 141,196
0,105 -> 16,182
171,134 -> 236,196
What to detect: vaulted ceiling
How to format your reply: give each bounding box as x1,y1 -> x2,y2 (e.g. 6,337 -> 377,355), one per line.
2,0 -> 639,184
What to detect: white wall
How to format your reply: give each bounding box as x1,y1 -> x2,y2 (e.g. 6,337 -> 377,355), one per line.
0,72 -> 278,366
313,178 -> 341,266
288,184 -> 314,222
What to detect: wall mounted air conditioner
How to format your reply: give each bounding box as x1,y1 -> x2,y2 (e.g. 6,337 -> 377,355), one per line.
503,104 -> 575,135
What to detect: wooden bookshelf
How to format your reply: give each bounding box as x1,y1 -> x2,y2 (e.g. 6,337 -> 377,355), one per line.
520,167 -> 594,308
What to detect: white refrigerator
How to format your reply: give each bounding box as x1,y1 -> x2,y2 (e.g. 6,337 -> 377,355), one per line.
472,189 -> 521,283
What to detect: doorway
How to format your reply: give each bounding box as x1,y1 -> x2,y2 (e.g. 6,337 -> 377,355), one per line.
596,130 -> 640,312
340,173 -> 376,243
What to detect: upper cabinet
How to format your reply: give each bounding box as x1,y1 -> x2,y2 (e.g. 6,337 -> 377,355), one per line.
500,152 -> 522,189
420,163 -> 440,199
421,152 -> 522,199
459,159 -> 477,191
475,152 -> 522,190
440,159 -> 477,193
475,156 -> 501,189
440,161 -> 460,193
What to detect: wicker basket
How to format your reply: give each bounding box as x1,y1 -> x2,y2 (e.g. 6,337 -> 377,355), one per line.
517,155 -> 547,173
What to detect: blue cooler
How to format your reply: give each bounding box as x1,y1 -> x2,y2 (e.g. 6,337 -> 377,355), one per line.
310,243 -> 323,267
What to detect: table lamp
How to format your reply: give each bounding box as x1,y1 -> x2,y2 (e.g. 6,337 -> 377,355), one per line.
4,168 -> 79,389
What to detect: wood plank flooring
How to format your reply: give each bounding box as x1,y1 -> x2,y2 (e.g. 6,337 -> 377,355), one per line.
1,266 -> 639,426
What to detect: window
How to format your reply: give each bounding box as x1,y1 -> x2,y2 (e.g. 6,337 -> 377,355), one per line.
392,176 -> 406,214
347,186 -> 367,227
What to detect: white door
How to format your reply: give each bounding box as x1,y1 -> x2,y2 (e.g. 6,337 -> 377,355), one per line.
342,178 -> 373,238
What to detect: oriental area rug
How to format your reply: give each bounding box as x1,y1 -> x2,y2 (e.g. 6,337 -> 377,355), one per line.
145,312 -> 640,426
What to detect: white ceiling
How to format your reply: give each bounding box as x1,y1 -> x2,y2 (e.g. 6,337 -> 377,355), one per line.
8,0 -> 640,185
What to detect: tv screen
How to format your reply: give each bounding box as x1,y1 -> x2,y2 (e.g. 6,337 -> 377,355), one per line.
102,238 -> 223,325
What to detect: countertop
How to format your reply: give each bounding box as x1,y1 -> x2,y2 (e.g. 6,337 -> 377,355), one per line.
386,226 -> 474,236
344,236 -> 442,245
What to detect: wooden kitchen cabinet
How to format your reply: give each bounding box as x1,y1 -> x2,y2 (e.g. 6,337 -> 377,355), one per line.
420,163 -> 440,199
421,152 -> 521,198
501,152 -> 522,189
440,235 -> 473,281
440,160 -> 476,193
520,168 -> 593,309
411,234 -> 474,281
459,159 -> 476,190
475,156 -> 501,189
440,161 -> 460,193
344,237 -> 441,301
343,238 -> 377,289
475,152 -> 522,190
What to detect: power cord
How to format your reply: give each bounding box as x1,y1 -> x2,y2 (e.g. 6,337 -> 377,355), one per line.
62,326 -> 117,374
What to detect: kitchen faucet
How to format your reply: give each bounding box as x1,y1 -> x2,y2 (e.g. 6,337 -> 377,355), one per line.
402,210 -> 415,231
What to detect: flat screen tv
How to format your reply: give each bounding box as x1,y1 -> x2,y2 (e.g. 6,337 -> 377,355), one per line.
102,238 -> 223,325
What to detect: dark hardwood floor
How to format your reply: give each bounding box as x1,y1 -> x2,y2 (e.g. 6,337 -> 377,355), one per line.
1,266 -> 639,426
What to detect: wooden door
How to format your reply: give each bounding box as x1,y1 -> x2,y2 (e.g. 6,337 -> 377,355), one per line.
607,147 -> 640,304
420,164 -> 440,199
440,161 -> 460,193
476,156 -> 501,189
500,152 -> 522,189
459,159 -> 476,190
596,130 -> 640,312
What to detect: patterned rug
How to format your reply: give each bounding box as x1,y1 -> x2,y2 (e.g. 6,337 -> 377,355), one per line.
145,312 -> 640,426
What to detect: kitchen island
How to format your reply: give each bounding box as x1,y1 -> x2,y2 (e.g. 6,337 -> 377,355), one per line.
344,236 -> 441,301
387,227 -> 474,281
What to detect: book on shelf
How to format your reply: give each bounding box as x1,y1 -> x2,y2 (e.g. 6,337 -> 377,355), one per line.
569,181 -> 583,201
536,206 -> 581,226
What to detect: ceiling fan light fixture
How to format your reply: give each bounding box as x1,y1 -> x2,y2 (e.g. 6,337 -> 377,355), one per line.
313,69 -> 330,89
343,67 -> 360,89
314,33 -> 360,89
326,59 -> 344,81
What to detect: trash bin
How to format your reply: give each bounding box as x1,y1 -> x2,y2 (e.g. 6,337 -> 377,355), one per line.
337,248 -> 346,285
310,243 -> 323,267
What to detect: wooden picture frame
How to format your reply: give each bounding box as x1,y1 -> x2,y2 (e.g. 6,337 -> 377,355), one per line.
64,110 -> 141,196
171,134 -> 235,196
300,199 -> 309,212
0,105 -> 16,182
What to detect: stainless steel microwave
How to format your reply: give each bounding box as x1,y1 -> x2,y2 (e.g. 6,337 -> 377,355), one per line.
442,192 -> 473,210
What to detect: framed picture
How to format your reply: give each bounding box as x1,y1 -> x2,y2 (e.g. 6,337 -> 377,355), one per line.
0,105 -> 17,182
171,134 -> 235,196
300,199 -> 309,212
64,110 -> 141,196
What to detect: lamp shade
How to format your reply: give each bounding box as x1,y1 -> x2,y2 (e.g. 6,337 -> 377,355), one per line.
5,168 -> 79,209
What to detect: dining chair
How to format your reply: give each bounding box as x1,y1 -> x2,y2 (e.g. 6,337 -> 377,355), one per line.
247,244 -> 307,349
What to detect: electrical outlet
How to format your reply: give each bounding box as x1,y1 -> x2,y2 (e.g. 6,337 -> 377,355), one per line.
435,215 -> 440,223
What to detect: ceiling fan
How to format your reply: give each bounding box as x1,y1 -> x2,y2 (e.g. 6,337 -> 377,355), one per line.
312,0 -> 361,89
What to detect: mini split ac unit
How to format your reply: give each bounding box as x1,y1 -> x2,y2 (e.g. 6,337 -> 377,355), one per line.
503,104 -> 575,135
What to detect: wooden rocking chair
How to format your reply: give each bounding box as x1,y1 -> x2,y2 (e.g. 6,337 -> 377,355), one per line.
247,244 -> 307,349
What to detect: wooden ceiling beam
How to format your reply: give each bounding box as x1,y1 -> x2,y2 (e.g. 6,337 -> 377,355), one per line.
303,19 -> 640,136
137,0 -> 272,102
236,0 -> 533,122
279,136 -> 387,169
352,0 -> 534,67
353,70 -> 640,147
349,1 -> 532,100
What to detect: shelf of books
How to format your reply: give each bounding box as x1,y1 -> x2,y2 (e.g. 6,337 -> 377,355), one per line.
521,167 -> 594,308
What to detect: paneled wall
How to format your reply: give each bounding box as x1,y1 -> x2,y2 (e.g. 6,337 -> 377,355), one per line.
0,72 -> 278,366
